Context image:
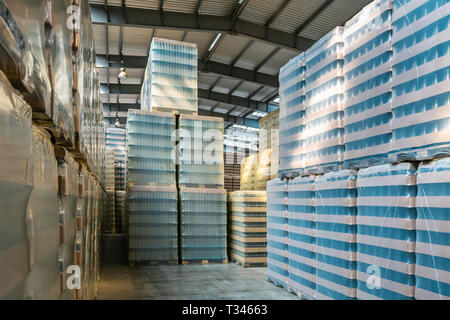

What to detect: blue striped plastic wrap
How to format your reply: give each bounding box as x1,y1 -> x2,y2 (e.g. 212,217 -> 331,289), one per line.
180,188 -> 227,261
266,179 -> 289,289
343,0 -> 393,169
127,186 -> 178,263
0,72 -> 33,299
142,38 -> 198,114
356,163 -> 416,300
178,115 -> 224,187
278,53 -> 306,178
314,170 -> 358,299
126,110 -> 176,186
304,27 -> 346,174
287,176 -> 316,299
415,157 -> 450,299
389,0 -> 450,162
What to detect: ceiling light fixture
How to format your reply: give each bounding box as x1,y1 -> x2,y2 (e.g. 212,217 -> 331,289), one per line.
118,67 -> 128,79
208,33 -> 222,52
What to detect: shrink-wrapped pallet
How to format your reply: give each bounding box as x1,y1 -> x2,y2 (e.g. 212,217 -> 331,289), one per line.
178,115 -> 224,187
389,0 -> 450,161
229,191 -> 267,267
356,163 -> 416,300
287,176 -> 316,299
0,71 -> 33,299
141,38 -> 198,114
266,179 -> 289,289
314,170 -> 357,300
180,188 -> 227,262
127,186 -> 179,263
304,27 -> 345,174
343,0 -> 393,169
126,110 -> 176,186
415,157 -> 450,300
278,53 -> 306,178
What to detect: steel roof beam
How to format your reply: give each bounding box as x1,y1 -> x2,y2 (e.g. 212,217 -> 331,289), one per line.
90,4 -> 315,51
264,0 -> 293,27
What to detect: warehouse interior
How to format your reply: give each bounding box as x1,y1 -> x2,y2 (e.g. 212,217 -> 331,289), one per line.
0,0 -> 449,301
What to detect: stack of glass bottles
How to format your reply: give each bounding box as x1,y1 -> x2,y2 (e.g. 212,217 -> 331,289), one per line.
343,0 -> 393,169
127,186 -> 178,263
141,38 -> 198,114
106,127 -> 127,190
240,154 -> 258,190
389,0 -> 450,161
266,178 -> 289,289
314,170 -> 357,300
228,191 -> 267,267
304,27 -> 345,174
115,190 -> 126,234
126,110 -> 176,186
178,115 -> 224,188
180,188 -> 227,262
104,150 -> 115,234
356,163 -> 416,300
287,176 -> 316,299
278,53 -> 307,178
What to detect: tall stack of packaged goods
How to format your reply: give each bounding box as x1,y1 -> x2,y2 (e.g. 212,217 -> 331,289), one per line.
0,0 -> 105,299
267,0 -> 450,300
104,150 -> 115,233
259,109 -> 280,180
126,110 -> 178,265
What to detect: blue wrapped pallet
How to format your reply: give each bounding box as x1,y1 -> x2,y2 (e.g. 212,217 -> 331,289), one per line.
180,188 -> 227,262
343,0 -> 393,169
415,158 -> 450,300
287,176 -> 316,299
356,163 -> 416,300
304,27 -> 345,174
314,170 -> 358,300
266,179 -> 289,289
389,0 -> 450,161
278,53 -> 307,178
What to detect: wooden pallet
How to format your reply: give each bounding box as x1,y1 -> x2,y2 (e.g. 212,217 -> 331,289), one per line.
179,184 -> 223,189
233,259 -> 267,268
181,259 -> 228,265
128,260 -> 178,267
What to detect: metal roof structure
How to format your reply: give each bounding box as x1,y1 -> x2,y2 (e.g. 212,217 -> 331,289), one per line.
92,0 -> 373,128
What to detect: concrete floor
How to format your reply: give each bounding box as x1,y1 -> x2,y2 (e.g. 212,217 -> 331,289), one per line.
97,262 -> 298,300
97,235 -> 298,300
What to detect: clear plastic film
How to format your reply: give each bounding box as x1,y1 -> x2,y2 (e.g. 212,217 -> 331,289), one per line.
343,0 -> 393,169
127,186 -> 178,263
57,149 -> 79,300
24,126 -> 59,300
266,178 -> 289,289
0,0 -> 51,117
0,71 -> 33,299
356,163 -> 416,300
228,191 -> 267,266
304,27 -> 345,174
180,187 -> 227,261
314,170 -> 357,300
389,0 -> 450,162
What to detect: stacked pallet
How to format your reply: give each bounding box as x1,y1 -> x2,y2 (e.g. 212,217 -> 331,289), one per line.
104,150 -> 115,234
228,191 -> 267,267
259,109 -> 280,180
141,38 -> 198,115
180,188 -> 228,264
106,127 -> 127,191
126,110 -> 177,265
115,190 -> 126,235
224,152 -> 241,192
178,115 -> 224,188
240,154 -> 258,190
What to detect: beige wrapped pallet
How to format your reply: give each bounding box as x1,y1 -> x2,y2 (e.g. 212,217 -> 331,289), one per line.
228,191 -> 267,267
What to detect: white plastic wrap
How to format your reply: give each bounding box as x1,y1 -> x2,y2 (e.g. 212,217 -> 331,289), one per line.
314,170 -> 357,300
24,126 -> 59,300
287,176 -> 316,299
278,53 -> 306,178
389,0 -> 450,161
415,157 -> 450,300
304,27 -> 345,174
343,0 -> 393,169
142,38 -> 198,114
0,71 -> 33,299
356,163 -> 416,300
266,178 -> 289,289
